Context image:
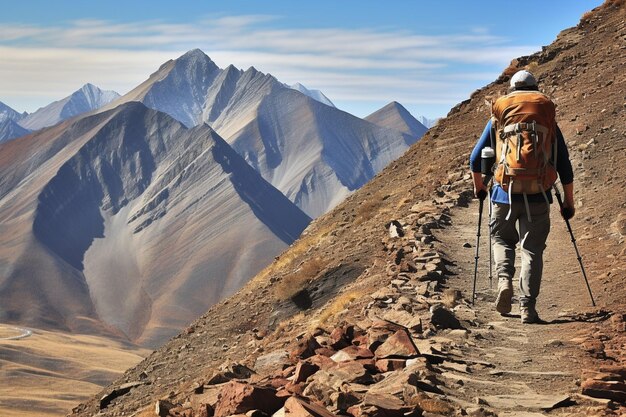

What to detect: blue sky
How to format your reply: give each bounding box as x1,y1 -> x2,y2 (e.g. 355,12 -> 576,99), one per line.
0,1 -> 601,119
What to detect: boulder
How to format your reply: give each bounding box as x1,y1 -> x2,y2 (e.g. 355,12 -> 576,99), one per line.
382,310 -> 423,333
214,382 -> 285,417
208,363 -> 256,384
347,392 -> 420,417
331,346 -> 374,362
308,354 -> 337,370
290,335 -> 322,360
375,359 -> 406,373
429,305 -> 463,330
284,396 -> 338,417
581,378 -> 626,402
374,329 -> 420,359
330,391 -> 361,413
367,358 -> 436,399
293,361 -> 320,383
254,351 -> 290,375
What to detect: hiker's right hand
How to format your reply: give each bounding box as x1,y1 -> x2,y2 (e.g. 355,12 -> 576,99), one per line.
561,205 -> 575,220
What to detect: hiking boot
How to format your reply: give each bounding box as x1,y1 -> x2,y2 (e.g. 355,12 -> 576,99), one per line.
495,279 -> 513,314
520,304 -> 541,324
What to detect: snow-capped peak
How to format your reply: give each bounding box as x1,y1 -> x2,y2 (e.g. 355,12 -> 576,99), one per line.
288,83 -> 335,107
76,83 -> 121,109
18,84 -> 121,131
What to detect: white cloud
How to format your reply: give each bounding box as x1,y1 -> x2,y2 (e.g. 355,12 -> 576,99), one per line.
0,16 -> 539,115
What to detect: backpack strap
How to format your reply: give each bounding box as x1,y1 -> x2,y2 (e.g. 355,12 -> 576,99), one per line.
502,122 -> 549,137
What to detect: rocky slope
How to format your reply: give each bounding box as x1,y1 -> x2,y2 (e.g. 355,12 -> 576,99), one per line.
103,49 -> 421,217
0,102 -> 310,347
70,2 -> 625,416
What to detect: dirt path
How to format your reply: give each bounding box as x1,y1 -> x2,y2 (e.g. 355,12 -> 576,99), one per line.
431,198 -> 616,416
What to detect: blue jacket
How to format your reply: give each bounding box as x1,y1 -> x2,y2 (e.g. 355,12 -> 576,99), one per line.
469,119 -> 574,204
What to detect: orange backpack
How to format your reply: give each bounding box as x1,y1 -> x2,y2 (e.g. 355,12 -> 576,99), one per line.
491,90 -> 558,196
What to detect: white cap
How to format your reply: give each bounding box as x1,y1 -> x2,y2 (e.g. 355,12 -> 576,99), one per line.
510,70 -> 538,89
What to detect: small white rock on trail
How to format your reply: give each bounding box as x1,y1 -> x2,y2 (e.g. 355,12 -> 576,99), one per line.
432,198 -> 606,415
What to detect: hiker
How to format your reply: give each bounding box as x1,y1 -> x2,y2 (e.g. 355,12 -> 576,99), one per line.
469,70 -> 575,323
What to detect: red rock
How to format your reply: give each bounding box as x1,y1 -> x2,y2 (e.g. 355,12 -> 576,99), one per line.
308,354 -> 337,370
332,361 -> 374,384
315,347 -> 338,357
284,381 -> 305,396
581,378 -> 626,402
352,334 -> 369,347
284,396 -> 338,417
290,335 -> 322,360
196,404 -> 215,417
282,365 -> 297,378
347,392 -> 420,417
356,358 -> 377,373
329,326 -> 351,349
214,381 -> 285,417
169,406 -> 195,417
375,359 -> 406,373
266,377 -> 290,389
374,329 -> 420,359
330,391 -> 361,413
343,345 -> 375,360
293,361 -> 320,383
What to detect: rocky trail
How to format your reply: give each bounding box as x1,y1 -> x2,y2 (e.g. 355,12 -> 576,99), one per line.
429,197 -> 623,416
75,185 -> 625,417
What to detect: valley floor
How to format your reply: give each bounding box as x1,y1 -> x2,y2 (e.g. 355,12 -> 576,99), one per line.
0,325 -> 150,417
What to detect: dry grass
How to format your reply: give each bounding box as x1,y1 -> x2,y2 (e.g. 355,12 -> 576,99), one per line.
273,257 -> 326,301
0,324 -> 150,417
251,223 -> 334,286
502,62 -> 519,78
581,10 -> 594,22
314,289 -> 367,329
525,61 -> 539,74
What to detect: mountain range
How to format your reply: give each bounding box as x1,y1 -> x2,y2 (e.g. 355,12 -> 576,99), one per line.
100,49 -> 425,217
0,84 -> 120,143
0,50 -> 429,347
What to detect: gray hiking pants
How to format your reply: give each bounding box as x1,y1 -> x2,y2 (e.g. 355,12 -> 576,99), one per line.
490,201 -> 551,306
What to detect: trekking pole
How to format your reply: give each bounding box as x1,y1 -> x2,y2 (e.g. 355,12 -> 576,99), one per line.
488,189 -> 493,289
472,175 -> 491,305
554,185 -> 596,307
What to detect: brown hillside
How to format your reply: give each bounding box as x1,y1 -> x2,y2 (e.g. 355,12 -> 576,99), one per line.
71,2 -> 625,416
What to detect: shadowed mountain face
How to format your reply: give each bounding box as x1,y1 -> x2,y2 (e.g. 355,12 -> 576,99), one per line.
0,101 -> 25,123
0,119 -> 30,143
104,49 -> 422,217
0,102 -> 310,347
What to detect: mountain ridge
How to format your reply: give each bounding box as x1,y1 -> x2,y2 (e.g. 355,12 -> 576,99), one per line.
101,49 -> 423,217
